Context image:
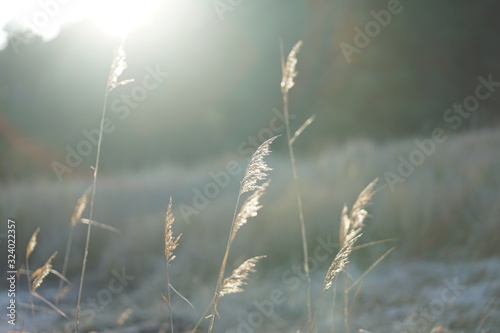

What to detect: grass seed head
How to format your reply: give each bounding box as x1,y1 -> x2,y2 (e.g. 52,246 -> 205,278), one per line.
32,251 -> 57,292
219,255 -> 266,297
71,186 -> 91,227
240,135 -> 278,195
165,197 -> 181,263
26,227 -> 40,260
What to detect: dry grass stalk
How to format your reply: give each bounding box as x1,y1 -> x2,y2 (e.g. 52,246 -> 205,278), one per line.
290,114 -> 316,145
80,218 -> 121,233
202,138 -> 275,333
32,251 -> 57,292
312,179 -> 382,331
346,246 -> 395,294
163,197 -> 183,333
240,136 -> 277,195
48,268 -> 70,285
58,186 -> 91,306
219,255 -> 266,297
77,41 -> 134,330
165,197 -> 181,263
280,39 -> 313,331
232,181 -> 269,240
31,290 -> 67,318
26,227 -> 40,260
336,179 -> 381,333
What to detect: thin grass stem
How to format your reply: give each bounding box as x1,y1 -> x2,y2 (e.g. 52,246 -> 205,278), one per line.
280,39 -> 312,331
75,41 -> 120,331
207,193 -> 241,333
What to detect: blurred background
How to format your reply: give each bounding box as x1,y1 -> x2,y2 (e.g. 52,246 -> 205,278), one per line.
1,0 -> 500,332
1,0 -> 499,181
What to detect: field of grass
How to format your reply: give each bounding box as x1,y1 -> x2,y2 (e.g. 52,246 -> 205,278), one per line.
2,0 -> 500,331
1,123 -> 499,332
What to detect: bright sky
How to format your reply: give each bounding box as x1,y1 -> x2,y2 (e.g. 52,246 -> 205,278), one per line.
0,0 -> 159,49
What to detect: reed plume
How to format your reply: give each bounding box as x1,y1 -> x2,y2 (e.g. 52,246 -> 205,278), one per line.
71,186 -> 91,227
165,197 -> 181,263
339,179 -> 378,248
32,251 -> 57,292
323,235 -> 360,291
219,255 -> 266,297
107,45 -> 134,92
240,136 -> 277,195
26,227 -> 40,260
232,181 -> 269,240
312,179 -> 380,330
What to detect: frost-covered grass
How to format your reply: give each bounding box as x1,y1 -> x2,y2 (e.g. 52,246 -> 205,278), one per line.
1,126 -> 499,332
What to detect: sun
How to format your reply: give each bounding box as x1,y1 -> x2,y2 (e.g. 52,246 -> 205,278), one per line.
86,0 -> 158,38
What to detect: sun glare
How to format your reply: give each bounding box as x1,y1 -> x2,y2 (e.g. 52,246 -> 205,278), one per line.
87,0 -> 158,37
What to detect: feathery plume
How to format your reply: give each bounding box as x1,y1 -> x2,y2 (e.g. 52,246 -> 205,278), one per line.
232,181 -> 269,240
339,205 -> 350,247
26,227 -> 40,260
339,179 -> 378,247
323,235 -> 360,291
350,179 -> 378,229
71,186 -> 91,227
165,197 -> 181,263
219,255 -> 266,297
281,40 -> 303,94
107,45 -> 134,91
240,136 -> 278,195
32,251 -> 57,291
